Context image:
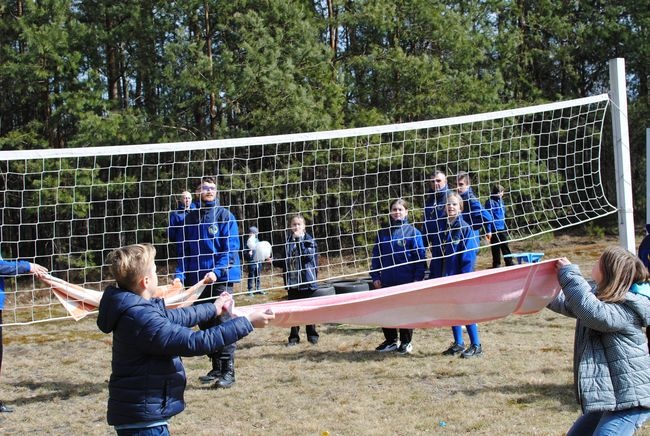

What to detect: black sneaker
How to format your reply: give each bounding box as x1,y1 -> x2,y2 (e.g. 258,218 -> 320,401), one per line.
461,344 -> 482,358
397,342 -> 413,355
0,402 -> 13,413
287,338 -> 299,347
442,343 -> 465,356
307,336 -> 319,345
375,340 -> 399,352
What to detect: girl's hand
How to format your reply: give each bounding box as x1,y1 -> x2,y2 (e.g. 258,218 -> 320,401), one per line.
556,257 -> 571,269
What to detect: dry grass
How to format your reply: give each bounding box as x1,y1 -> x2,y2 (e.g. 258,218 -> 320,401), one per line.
1,234 -> 650,435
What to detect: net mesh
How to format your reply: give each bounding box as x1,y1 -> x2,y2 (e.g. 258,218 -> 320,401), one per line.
0,94 -> 615,325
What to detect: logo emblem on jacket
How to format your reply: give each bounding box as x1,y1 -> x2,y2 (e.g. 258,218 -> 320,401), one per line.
208,224 -> 218,235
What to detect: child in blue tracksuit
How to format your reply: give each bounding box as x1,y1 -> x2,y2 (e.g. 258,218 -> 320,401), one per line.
440,193 -> 483,358
456,171 -> 493,251
97,243 -> 273,435
484,184 -> 514,268
370,198 -> 426,355
0,253 -> 47,412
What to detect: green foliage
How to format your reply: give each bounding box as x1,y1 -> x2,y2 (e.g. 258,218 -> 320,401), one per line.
585,223 -> 606,239
0,0 -> 649,266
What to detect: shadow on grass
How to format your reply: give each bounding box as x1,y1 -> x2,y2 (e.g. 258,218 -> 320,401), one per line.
9,380 -> 104,406
258,348 -> 432,363
465,381 -> 575,407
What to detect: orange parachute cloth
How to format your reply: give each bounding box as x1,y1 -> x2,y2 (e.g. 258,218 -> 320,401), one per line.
41,274 -> 206,321
234,259 -> 561,328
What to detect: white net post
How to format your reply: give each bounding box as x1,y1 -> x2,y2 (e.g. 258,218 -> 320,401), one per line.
608,57 -> 635,252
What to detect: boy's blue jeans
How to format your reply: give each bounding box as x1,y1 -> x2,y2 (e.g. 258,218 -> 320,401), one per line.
116,424 -> 169,436
567,407 -> 650,436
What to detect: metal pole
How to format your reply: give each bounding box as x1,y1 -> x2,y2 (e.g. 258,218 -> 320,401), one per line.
608,58 -> 635,252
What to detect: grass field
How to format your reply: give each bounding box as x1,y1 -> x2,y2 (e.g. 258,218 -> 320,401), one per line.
1,234 -> 650,435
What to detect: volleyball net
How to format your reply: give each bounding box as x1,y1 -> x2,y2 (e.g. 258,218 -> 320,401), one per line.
0,93 -> 615,325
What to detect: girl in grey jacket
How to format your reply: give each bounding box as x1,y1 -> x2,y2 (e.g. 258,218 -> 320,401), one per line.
548,246 -> 650,435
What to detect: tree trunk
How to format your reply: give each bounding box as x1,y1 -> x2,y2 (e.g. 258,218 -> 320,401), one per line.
105,15 -> 119,101
205,1 -> 217,137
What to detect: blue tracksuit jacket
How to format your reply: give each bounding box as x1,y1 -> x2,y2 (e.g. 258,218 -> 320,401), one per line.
174,200 -> 241,285
370,218 -> 426,287
442,216 -> 479,276
168,202 -> 197,243
459,187 -> 493,232
484,196 -> 507,234
275,232 -> 319,292
0,254 -> 31,310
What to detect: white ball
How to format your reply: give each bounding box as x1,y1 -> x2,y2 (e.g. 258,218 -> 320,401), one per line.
253,240 -> 272,262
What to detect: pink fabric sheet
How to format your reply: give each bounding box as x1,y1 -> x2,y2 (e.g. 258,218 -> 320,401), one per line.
233,259 -> 560,328
41,274 -> 206,321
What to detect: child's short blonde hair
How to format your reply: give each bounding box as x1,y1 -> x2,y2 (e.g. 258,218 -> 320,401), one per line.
107,244 -> 156,290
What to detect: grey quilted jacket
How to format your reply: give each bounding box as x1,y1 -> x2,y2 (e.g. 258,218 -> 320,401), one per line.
547,264 -> 650,413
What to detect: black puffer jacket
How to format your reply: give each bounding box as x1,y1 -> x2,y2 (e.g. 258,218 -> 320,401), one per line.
97,285 -> 253,426
273,233 -> 318,292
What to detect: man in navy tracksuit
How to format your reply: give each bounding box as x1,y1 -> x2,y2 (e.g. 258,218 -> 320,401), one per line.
173,176 -> 242,388
168,190 -> 195,258
424,170 -> 452,279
